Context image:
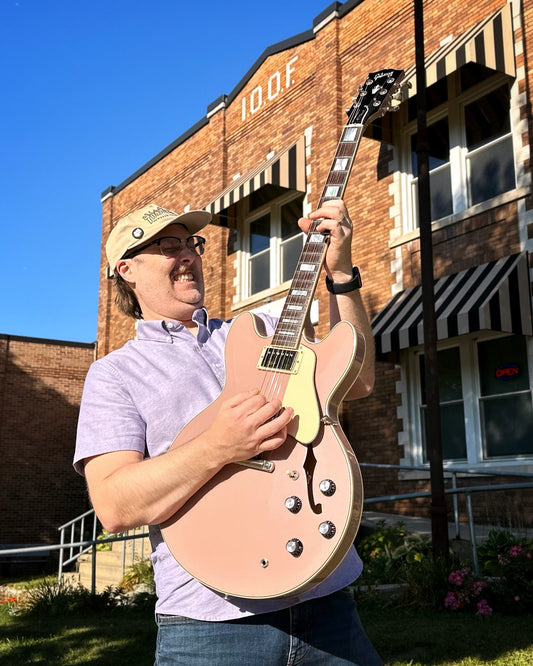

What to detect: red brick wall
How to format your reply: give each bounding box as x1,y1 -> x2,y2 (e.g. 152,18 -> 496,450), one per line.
94,0 -> 533,525
0,335 -> 95,547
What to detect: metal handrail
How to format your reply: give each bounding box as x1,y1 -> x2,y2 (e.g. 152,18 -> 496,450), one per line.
360,462 -> 533,572
2,465 -> 531,587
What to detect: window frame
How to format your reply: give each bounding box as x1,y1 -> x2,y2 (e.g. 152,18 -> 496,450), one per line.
238,190 -> 305,302
400,71 -> 515,234
405,332 -> 533,472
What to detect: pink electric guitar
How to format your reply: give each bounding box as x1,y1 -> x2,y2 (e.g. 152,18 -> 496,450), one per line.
161,69 -> 405,599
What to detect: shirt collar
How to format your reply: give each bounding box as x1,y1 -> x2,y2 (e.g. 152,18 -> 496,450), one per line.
135,307 -> 210,343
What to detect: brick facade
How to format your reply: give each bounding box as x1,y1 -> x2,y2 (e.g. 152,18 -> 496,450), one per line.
95,0 -> 533,526
0,335 -> 94,549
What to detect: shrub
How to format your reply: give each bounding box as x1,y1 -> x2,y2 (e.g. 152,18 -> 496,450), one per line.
477,530 -> 533,614
120,558 -> 155,593
17,578 -> 93,616
443,567 -> 493,616
357,521 -> 432,586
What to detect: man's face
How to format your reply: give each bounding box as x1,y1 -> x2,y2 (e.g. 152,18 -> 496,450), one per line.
116,223 -> 205,324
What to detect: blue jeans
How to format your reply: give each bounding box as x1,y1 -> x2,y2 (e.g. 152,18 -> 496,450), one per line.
155,589 -> 382,665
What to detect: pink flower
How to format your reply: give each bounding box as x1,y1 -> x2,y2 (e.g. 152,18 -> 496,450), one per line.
444,591 -> 460,610
476,599 -> 492,616
509,545 -> 522,557
514,595 -> 520,602
448,568 -> 470,586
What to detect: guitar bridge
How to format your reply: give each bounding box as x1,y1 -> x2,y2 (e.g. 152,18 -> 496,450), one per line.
258,347 -> 301,374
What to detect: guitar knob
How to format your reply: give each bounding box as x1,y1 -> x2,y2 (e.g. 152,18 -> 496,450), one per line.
285,496 -> 302,513
319,521 -> 336,539
286,538 -> 304,557
319,479 -> 336,496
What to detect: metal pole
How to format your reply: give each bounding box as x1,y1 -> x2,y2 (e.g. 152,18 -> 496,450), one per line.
414,0 -> 449,561
465,493 -> 479,574
452,472 -> 460,539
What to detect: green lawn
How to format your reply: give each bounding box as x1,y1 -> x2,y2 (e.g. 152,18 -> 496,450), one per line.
1,602 -> 532,665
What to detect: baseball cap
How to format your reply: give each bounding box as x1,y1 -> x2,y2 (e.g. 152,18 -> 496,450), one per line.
106,203 -> 212,275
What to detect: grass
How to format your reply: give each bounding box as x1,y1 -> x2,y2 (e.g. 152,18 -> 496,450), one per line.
360,604 -> 533,665
1,598 -> 532,665
0,604 -> 156,665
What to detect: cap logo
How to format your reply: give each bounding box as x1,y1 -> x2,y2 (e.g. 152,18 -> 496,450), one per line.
142,206 -> 174,225
132,227 -> 145,239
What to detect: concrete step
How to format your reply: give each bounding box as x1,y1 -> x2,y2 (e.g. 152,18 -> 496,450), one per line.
76,530 -> 150,592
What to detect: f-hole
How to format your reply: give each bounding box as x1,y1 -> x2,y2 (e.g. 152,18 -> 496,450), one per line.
303,445 -> 322,514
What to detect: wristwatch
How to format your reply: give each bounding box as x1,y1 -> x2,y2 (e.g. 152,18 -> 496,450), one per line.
325,266 -> 362,294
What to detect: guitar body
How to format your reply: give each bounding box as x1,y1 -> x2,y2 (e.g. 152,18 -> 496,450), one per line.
161,311 -> 366,599
160,69 -> 405,599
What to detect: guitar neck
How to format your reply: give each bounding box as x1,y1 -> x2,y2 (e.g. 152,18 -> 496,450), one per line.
270,68 -> 405,351
271,124 -> 364,351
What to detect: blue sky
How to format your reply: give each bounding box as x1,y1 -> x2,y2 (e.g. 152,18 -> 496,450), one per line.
1,0 -> 331,343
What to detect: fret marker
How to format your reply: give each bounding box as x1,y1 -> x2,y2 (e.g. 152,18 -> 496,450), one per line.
309,233 -> 325,244
291,289 -> 308,296
287,305 -> 303,310
300,263 -> 317,272
325,186 -> 340,198
334,158 -> 348,170
343,127 -> 357,141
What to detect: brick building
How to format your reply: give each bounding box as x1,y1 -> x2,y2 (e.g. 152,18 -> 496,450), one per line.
97,0 -> 533,524
0,335 -> 95,550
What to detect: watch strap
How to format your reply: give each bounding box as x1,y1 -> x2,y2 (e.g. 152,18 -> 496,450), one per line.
325,266 -> 362,294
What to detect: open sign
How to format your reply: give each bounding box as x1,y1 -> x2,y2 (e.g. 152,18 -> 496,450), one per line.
495,363 -> 519,380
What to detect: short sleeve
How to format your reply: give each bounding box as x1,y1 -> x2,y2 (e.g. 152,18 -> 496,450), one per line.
73,358 -> 147,476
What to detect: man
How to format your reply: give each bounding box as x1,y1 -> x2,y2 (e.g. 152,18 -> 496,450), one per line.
74,200 -> 382,665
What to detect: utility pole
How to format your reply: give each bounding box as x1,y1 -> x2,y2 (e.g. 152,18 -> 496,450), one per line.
414,0 -> 449,561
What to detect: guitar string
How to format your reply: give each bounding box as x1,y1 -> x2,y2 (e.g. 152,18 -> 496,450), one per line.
255,84 -> 368,407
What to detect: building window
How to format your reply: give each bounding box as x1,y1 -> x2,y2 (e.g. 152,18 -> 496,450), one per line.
410,334 -> 533,468
241,191 -> 305,299
402,66 -> 516,232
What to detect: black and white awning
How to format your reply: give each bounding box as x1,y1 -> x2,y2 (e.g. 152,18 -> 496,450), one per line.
205,137 -> 306,216
404,3 -> 515,98
372,253 -> 533,355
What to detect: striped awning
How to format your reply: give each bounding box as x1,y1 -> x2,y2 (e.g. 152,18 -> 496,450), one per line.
372,253 -> 533,355
205,137 -> 306,216
404,4 -> 515,98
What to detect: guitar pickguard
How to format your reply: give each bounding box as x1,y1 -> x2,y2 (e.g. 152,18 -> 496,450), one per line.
284,345 -> 320,444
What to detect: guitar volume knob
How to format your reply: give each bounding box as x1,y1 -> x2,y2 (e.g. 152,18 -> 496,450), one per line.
285,496 -> 302,513
286,538 -> 304,557
319,479 -> 336,496
319,521 -> 337,539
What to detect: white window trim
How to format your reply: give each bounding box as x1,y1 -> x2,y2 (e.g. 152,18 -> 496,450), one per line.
399,71 -> 516,235
236,190 -> 305,304
399,332 -> 533,479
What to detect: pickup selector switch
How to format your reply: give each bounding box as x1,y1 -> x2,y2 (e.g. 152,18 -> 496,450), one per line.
286,538 -> 304,557
285,496 -> 302,513
319,479 -> 336,496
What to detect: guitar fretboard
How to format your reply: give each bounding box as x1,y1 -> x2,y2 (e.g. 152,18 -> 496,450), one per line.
271,124 -> 364,351
266,68 -> 404,354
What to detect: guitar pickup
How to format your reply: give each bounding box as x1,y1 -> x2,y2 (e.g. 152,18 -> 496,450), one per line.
258,347 -> 302,374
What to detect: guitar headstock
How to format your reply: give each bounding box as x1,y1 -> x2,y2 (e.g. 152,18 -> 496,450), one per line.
346,69 -> 405,127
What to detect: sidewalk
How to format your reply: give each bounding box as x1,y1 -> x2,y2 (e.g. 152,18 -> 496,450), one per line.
360,510 -> 523,544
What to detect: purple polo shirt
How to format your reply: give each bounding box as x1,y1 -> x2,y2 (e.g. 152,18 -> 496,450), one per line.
74,308 -> 362,620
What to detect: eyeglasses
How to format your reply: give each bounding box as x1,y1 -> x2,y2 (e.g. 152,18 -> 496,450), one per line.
125,235 -> 206,259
